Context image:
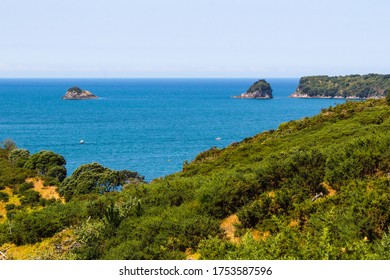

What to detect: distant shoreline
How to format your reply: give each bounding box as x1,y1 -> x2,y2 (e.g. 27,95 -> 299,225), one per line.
289,92 -> 385,99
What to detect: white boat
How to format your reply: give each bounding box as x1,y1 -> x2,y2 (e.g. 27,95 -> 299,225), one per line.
215,137 -> 222,141
80,140 -> 85,144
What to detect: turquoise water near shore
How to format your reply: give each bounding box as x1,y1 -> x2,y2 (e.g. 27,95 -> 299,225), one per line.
0,78 -> 345,180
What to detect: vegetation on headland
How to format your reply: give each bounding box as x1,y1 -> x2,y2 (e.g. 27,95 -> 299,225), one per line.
2,95 -> 390,260
291,74 -> 390,98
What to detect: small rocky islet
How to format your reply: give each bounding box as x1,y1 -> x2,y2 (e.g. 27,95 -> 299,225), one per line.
233,79 -> 273,99
62,87 -> 98,100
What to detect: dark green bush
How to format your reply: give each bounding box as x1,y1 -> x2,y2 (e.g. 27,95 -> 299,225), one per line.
19,182 -> 34,193
20,190 -> 41,205
0,191 -> 9,202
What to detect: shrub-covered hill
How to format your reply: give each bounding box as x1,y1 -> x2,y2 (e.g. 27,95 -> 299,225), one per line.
290,74 -> 390,98
1,98 -> 390,260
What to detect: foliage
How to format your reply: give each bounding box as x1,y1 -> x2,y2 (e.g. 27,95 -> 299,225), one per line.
0,150 -> 34,190
19,182 -> 34,193
294,74 -> 390,98
9,148 -> 30,167
67,87 -> 82,93
5,202 -> 87,245
20,190 -> 41,206
0,191 -> 10,202
24,150 -> 66,180
246,79 -> 272,94
59,163 -> 144,201
2,98 -> 390,260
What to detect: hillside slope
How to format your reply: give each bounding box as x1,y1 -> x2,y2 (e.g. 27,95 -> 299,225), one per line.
1,99 -> 390,260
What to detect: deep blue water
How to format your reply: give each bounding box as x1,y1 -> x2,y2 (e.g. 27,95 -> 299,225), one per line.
0,78 -> 345,181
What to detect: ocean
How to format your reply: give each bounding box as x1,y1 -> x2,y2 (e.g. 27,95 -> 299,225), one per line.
0,78 -> 345,181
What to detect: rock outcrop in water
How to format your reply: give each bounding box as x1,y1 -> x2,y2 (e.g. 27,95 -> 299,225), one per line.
233,79 -> 273,99
62,87 -> 98,100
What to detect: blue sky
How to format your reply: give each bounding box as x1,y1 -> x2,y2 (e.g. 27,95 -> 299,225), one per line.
0,0 -> 389,78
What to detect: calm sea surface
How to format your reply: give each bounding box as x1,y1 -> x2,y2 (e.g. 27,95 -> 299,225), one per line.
0,78 -> 345,180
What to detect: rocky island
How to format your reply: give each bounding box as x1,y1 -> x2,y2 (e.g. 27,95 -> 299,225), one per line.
62,87 -> 98,100
290,74 -> 390,99
234,79 -> 273,99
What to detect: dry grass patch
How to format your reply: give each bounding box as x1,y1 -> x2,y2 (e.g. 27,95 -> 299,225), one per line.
26,178 -> 64,202
250,230 -> 270,241
220,214 -> 241,244
321,182 -> 337,197
288,220 -> 299,228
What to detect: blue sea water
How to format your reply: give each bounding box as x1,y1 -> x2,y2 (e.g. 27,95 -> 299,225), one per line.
0,78 -> 345,181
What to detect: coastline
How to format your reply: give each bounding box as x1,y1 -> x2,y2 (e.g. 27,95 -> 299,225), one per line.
232,93 -> 272,99
289,92 -> 385,99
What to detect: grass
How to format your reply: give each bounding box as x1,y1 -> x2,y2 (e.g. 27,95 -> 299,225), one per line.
0,178 -> 63,223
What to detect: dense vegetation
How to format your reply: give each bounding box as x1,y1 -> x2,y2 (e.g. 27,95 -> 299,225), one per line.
246,79 -> 272,94
67,87 -> 83,93
1,97 -> 390,259
292,74 -> 390,98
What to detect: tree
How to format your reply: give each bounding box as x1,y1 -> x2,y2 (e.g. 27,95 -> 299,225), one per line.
59,163 -> 144,201
24,150 -> 66,177
46,166 -> 67,182
9,148 -> 30,167
2,139 -> 17,152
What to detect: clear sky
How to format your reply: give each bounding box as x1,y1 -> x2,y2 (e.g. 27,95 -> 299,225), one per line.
0,0 -> 389,78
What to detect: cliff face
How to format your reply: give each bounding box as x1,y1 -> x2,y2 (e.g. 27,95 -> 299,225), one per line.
290,74 -> 390,99
62,87 -> 98,100
234,79 -> 273,99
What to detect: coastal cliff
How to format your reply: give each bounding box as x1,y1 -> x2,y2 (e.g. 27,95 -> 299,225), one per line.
290,74 -> 390,99
62,87 -> 98,100
234,79 -> 273,99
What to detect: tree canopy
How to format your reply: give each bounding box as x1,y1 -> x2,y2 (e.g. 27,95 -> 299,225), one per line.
59,162 -> 144,201
293,74 -> 390,98
24,150 -> 67,181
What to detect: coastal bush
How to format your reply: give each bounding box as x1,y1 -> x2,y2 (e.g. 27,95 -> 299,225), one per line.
46,165 -> 67,182
8,202 -> 87,245
0,191 -> 10,202
0,159 -> 33,190
24,150 -> 66,178
59,163 -> 144,201
2,98 -> 390,260
5,203 -> 16,211
20,189 -> 41,205
9,148 -> 30,167
197,172 -> 258,218
325,134 -> 389,187
19,181 -> 34,193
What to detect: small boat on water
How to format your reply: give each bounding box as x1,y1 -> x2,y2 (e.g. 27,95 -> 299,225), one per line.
80,140 -> 85,144
215,137 -> 222,141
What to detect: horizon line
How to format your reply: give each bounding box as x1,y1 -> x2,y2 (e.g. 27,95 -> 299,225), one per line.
0,76 -> 301,79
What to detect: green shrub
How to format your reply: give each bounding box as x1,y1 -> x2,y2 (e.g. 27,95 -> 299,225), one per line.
9,148 -> 30,167
19,182 -> 34,193
20,190 -> 41,205
5,203 -> 16,211
0,191 -> 10,202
